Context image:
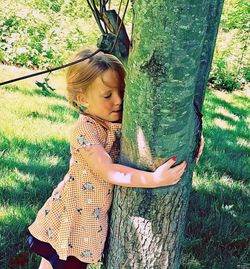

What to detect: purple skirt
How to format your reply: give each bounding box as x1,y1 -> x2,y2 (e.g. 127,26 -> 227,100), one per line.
27,232 -> 88,269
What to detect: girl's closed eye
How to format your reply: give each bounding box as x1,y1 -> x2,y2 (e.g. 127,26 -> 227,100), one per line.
104,93 -> 112,99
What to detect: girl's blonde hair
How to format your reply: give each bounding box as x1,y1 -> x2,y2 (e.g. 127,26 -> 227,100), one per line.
66,49 -> 126,111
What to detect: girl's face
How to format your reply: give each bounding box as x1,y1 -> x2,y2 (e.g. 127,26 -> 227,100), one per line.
80,69 -> 124,122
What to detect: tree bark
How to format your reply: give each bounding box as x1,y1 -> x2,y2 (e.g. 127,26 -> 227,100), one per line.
194,0 -> 224,111
104,0 -> 224,268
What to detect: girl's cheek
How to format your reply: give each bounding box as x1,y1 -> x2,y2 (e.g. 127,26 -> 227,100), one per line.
105,100 -> 113,108
103,102 -> 112,110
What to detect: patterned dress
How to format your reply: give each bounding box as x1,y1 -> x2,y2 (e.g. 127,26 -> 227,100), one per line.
28,114 -> 121,264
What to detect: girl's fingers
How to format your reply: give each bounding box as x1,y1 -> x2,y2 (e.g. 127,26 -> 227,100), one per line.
171,161 -> 187,173
179,168 -> 186,176
169,157 -> 177,166
162,157 -> 177,169
176,164 -> 186,175
177,168 -> 185,178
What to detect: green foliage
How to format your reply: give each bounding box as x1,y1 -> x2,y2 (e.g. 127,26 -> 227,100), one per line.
0,0 -> 247,93
221,0 -> 249,31
0,0 -> 133,70
210,0 -> 249,91
209,58 -> 241,91
29,0 -> 93,18
35,77 -> 56,96
0,0 -> 96,69
241,66 -> 250,81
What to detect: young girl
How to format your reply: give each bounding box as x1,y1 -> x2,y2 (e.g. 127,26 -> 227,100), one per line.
27,49 -> 188,269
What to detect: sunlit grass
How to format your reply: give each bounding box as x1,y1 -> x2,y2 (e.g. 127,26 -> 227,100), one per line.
182,89 -> 250,269
0,68 -> 78,268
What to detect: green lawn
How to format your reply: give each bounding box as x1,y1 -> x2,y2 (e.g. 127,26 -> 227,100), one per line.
0,66 -> 249,269
182,89 -> 250,269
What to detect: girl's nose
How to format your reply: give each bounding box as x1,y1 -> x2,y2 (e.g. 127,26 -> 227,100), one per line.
114,93 -> 123,105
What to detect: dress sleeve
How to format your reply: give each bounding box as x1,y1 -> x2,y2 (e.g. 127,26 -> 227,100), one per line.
69,117 -> 102,150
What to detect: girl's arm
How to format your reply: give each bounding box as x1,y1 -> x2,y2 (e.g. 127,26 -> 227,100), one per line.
79,145 -> 187,188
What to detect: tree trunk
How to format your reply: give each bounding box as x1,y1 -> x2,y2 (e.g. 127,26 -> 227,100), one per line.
104,0 -> 224,268
194,0 -> 224,112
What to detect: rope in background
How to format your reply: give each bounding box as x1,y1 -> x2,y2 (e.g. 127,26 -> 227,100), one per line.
0,49 -> 101,87
0,0 -> 130,87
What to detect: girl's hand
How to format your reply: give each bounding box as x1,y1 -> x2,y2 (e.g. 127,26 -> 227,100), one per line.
153,158 -> 187,187
196,134 -> 205,164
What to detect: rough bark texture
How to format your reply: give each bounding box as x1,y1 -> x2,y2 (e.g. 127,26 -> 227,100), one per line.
104,1 -> 224,268
194,0 -> 224,111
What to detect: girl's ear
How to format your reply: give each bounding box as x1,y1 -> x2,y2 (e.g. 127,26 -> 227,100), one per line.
76,94 -> 89,107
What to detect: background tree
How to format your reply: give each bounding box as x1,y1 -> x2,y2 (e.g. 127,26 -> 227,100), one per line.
104,0 -> 224,268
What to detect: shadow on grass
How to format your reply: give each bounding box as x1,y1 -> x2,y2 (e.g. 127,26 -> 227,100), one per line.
232,94 -> 250,107
182,182 -> 249,269
196,91 -> 250,181
3,84 -> 78,124
3,84 -> 67,102
181,90 -> 249,269
25,104 -> 78,124
0,135 -> 71,268
0,136 -> 70,205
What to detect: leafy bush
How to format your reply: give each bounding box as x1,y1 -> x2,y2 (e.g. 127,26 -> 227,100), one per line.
0,0 -> 248,93
209,58 -> 242,91
211,0 -> 249,90
221,0 -> 249,31
0,1 -> 97,69
241,66 -> 250,82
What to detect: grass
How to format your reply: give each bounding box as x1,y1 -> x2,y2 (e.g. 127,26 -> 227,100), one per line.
0,67 -> 78,268
0,66 -> 249,269
181,89 -> 250,268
